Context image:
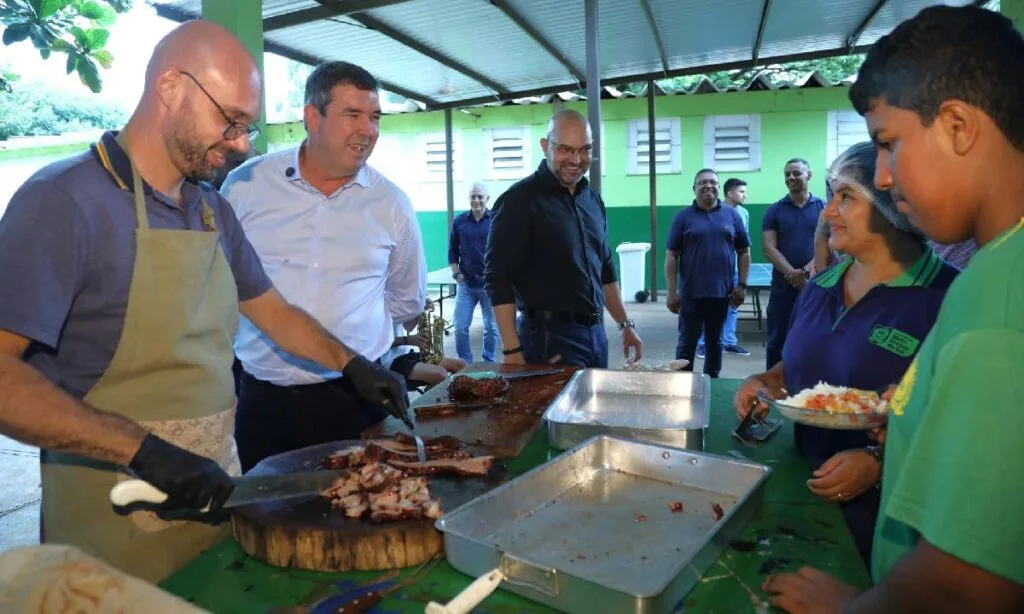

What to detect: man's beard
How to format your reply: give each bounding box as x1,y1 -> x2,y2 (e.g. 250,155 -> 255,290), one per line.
170,120 -> 218,182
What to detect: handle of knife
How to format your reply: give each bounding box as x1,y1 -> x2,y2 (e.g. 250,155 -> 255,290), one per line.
109,480 -> 211,515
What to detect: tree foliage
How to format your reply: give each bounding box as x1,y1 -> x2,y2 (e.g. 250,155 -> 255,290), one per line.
0,0 -> 133,93
0,81 -> 128,139
622,55 -> 866,95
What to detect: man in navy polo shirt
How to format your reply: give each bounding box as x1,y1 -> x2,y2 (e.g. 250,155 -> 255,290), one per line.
762,158 -> 826,369
665,168 -> 751,378
449,182 -> 498,363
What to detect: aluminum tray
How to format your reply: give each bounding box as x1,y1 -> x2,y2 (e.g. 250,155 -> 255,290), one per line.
544,369 -> 710,451
435,435 -> 771,614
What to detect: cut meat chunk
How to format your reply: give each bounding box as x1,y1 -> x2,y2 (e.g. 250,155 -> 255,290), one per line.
389,456 -> 494,477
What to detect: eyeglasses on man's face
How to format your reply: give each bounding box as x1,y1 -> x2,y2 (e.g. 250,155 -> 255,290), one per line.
550,141 -> 593,157
180,70 -> 261,142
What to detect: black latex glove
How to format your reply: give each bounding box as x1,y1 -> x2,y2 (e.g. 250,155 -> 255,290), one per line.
122,433 -> 235,525
343,355 -> 411,426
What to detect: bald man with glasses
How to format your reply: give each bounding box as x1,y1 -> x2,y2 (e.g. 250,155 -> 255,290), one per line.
0,20 -> 406,582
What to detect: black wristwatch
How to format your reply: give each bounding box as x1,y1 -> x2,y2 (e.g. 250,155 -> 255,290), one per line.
502,346 -> 522,356
451,272 -> 460,280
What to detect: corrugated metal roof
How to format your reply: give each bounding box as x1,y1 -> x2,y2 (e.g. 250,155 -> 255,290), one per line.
148,0 -> 986,110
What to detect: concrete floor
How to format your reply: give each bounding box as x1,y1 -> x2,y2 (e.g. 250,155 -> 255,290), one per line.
0,298 -> 767,554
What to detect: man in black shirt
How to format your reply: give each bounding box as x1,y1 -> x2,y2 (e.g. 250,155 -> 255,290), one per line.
484,109 -> 643,368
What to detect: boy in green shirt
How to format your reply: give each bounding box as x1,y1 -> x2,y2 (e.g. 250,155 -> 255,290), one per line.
763,6 -> 1024,613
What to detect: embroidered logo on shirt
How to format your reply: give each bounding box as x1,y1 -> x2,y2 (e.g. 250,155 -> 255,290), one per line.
868,325 -> 920,357
889,357 -> 917,417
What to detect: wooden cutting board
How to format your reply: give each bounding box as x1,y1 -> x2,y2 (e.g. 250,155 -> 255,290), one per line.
364,363 -> 578,458
231,440 -> 503,572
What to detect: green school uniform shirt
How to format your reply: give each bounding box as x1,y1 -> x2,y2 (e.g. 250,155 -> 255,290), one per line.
873,217 -> 1024,584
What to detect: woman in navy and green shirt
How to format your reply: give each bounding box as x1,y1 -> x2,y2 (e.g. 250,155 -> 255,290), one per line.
734,141 -> 959,566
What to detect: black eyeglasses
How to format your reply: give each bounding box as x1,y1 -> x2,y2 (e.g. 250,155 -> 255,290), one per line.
180,70 -> 261,142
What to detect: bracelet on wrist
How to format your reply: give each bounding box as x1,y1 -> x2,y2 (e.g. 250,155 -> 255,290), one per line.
502,346 -> 522,356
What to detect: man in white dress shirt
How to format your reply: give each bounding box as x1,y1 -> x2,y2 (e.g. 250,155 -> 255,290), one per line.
221,61 -> 426,471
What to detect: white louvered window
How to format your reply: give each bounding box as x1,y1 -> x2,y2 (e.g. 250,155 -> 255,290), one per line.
827,110 -> 871,166
486,126 -> 531,180
627,118 -> 681,175
419,131 -> 461,182
703,115 -> 761,172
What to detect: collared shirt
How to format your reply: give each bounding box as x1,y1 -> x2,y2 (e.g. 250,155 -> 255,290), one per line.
873,219 -> 1024,585
781,249 -> 958,463
222,146 -> 427,386
0,130 -> 271,399
666,200 -> 750,299
485,161 -> 617,314
763,193 -> 826,285
729,203 -> 750,232
448,209 -> 491,288
928,238 -> 978,270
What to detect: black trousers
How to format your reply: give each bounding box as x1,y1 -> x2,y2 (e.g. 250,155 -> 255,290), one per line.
675,297 -> 730,378
235,371 -> 387,473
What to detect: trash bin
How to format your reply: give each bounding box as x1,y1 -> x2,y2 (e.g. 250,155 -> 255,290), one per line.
616,242 -> 651,303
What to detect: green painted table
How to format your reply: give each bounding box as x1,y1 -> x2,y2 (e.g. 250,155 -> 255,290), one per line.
160,379 -> 871,613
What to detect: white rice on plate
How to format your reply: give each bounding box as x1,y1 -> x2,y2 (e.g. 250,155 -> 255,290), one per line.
779,381 -> 889,415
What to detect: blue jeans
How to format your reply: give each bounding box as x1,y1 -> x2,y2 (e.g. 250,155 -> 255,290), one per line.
518,316 -> 608,368
454,283 -> 498,363
699,272 -> 739,348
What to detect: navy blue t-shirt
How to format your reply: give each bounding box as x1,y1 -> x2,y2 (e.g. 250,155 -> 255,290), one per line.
448,209 -> 492,288
762,194 -> 826,286
781,250 -> 958,463
666,201 -> 750,299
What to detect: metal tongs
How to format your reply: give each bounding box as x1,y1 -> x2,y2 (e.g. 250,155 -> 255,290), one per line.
732,393 -> 783,448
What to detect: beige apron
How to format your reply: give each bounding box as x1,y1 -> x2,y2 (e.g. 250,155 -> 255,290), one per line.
39,133 -> 241,584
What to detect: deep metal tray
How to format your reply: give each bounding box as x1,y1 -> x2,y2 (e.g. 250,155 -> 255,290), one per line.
435,435 -> 771,614
544,369 -> 711,451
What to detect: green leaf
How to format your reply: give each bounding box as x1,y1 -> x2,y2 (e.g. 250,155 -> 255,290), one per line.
70,25 -> 88,47
78,0 -> 104,19
34,0 -> 65,18
94,3 -> 116,26
84,27 -> 108,50
66,52 -> 77,74
77,56 -> 102,93
28,23 -> 51,48
92,48 -> 112,69
49,38 -> 73,52
2,23 -> 32,45
39,47 -> 50,59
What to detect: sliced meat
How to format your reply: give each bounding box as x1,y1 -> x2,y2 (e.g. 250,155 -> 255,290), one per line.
321,446 -> 366,469
423,500 -> 443,519
358,462 -> 404,491
393,433 -> 465,451
448,375 -> 508,403
389,456 -> 495,477
365,439 -> 470,464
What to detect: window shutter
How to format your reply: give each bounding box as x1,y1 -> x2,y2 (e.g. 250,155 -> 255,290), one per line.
627,118 -> 681,175
703,115 -> 761,172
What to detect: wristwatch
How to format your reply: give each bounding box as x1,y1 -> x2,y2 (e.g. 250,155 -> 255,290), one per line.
451,271 -> 460,280
865,445 -> 884,464
618,318 -> 635,331
502,346 -> 522,356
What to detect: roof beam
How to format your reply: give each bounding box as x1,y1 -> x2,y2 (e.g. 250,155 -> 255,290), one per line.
845,0 -> 887,51
347,12 -> 509,96
151,2 -> 441,108
427,43 -> 874,111
637,0 -> 669,77
263,0 -> 416,33
489,0 -> 586,84
752,0 -> 773,65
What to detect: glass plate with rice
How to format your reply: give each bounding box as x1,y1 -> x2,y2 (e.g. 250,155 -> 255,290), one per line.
757,382 -> 889,430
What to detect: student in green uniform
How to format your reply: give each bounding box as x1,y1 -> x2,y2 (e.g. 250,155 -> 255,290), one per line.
762,6 -> 1024,613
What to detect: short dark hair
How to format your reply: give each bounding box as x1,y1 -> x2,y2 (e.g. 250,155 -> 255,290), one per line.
723,178 -> 746,194
785,158 -> 810,169
850,6 -> 1024,151
305,61 -> 379,116
693,168 -> 717,183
